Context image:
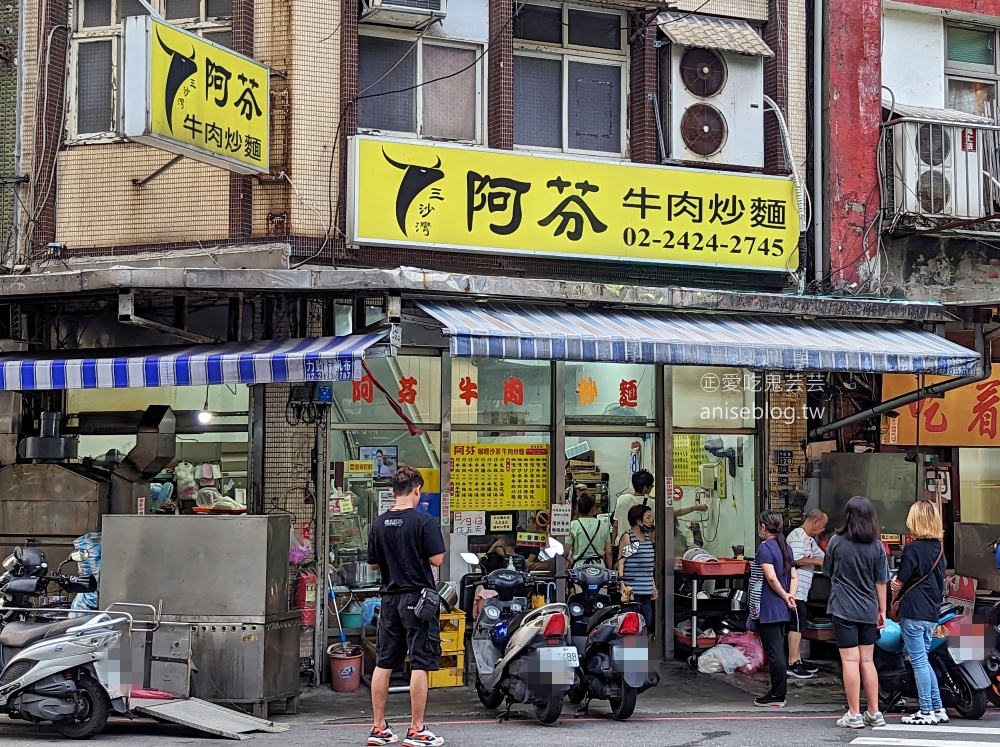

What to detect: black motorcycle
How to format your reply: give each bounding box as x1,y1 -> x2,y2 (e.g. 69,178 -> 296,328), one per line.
875,603 -> 990,720
564,565 -> 657,720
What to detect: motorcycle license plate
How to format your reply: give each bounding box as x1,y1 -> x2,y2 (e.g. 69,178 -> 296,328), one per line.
539,647 -> 579,668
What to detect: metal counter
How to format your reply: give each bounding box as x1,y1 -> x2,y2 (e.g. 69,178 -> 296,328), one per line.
100,514 -> 289,621
100,514 -> 300,717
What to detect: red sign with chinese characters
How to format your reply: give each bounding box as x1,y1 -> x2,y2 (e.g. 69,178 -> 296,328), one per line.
962,128 -> 977,153
883,374 -> 1000,446
352,374 -> 374,404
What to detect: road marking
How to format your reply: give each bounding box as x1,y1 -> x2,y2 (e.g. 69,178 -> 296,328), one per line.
325,713 -> 840,728
874,724 -> 1000,736
852,738 -> 1000,747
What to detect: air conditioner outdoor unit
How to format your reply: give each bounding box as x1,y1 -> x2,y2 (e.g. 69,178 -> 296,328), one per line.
360,0 -> 447,28
891,121 -> 985,220
668,45 -> 764,169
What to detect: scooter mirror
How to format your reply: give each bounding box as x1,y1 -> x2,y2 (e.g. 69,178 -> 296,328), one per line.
2,555 -> 13,570
460,552 -> 481,566
621,541 -> 640,559
70,550 -> 89,562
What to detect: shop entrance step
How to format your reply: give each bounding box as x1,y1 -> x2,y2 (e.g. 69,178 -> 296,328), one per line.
131,697 -> 290,740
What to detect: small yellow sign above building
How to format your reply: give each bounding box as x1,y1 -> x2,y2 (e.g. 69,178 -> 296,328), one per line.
348,136 -> 800,272
123,17 -> 269,174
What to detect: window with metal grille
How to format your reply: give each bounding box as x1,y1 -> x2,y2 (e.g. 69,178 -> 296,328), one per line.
513,3 -> 626,155
357,31 -> 481,143
68,0 -> 234,140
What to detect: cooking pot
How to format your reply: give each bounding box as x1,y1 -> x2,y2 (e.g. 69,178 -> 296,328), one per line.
437,581 -> 459,610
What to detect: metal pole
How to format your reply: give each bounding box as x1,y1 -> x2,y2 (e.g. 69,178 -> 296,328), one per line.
656,364 -> 674,662
552,361 -> 567,601
440,352 -> 453,582
314,409 -> 330,685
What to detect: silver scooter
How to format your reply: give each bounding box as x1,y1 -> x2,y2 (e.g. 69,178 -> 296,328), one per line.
463,539 -> 578,725
0,550 -> 130,739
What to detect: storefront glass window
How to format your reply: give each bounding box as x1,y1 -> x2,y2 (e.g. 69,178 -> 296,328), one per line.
672,433 -> 757,560
328,429 -> 443,573
958,448 -> 1000,523
331,355 -> 441,424
565,362 -> 654,424
564,434 -> 653,518
672,366 -> 756,429
451,359 -> 551,426
450,431 -> 552,569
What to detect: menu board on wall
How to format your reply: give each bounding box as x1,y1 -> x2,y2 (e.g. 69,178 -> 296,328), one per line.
449,444 -> 550,512
673,434 -> 709,486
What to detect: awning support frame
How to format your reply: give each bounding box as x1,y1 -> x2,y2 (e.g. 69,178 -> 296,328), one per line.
809,323 -> 1000,438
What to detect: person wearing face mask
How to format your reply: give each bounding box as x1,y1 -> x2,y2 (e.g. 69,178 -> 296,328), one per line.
748,510 -> 798,708
616,504 -> 656,632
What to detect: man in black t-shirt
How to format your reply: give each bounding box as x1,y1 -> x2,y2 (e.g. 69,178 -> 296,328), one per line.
367,467 -> 446,747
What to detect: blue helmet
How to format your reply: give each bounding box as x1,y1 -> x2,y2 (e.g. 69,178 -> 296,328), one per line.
491,620 -> 511,649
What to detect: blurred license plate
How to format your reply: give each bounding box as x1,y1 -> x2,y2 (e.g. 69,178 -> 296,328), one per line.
539,647 -> 579,668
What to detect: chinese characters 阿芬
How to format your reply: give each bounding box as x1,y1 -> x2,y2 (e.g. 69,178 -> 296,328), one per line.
205,58 -> 232,107
467,172 -> 531,235
538,177 -> 607,241
235,73 -> 262,121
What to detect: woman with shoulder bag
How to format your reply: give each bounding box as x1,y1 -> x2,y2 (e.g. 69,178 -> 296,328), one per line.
891,500 -> 947,725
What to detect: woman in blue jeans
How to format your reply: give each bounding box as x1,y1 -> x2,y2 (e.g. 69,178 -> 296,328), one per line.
892,500 -> 947,725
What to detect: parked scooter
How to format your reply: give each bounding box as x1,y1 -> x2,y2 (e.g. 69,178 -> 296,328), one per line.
564,565 -> 656,720
875,602 -> 991,719
463,539 -> 577,725
982,600 -> 1000,707
0,547 -> 129,739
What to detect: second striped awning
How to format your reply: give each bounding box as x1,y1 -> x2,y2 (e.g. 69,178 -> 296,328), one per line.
417,302 -> 979,376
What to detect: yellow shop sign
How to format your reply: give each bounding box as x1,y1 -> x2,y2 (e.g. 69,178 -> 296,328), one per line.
347,136 -> 799,272
123,17 -> 269,174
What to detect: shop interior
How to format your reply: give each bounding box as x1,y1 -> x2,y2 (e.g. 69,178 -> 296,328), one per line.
322,354 -> 767,662
67,384 -> 250,512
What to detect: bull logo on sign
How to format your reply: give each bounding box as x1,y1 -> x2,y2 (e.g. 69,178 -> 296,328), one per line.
382,149 -> 444,236
156,31 -> 197,132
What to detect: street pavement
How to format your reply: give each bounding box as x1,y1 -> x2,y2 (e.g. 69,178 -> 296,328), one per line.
3,710 -> 1000,747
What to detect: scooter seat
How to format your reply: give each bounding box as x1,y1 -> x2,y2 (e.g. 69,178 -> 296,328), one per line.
587,606 -> 621,633
0,618 -> 80,648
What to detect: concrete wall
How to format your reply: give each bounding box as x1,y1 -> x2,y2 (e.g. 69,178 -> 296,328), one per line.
882,8 -> 944,108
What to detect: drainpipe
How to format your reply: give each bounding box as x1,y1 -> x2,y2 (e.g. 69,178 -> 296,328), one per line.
808,323 -> 1000,439
813,0 -> 825,286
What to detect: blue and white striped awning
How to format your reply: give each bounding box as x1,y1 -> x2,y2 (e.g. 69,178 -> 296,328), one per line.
0,334 -> 387,391
417,302 -> 979,375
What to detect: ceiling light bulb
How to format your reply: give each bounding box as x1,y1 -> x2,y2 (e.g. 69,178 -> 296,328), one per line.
198,410 -> 213,425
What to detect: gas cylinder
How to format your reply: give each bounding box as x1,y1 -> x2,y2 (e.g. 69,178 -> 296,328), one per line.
295,569 -> 317,627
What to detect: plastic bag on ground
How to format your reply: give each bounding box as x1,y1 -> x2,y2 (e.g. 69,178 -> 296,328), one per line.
697,644 -> 750,674
719,631 -> 766,674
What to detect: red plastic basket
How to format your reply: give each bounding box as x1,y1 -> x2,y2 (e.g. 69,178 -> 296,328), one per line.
680,558 -> 749,577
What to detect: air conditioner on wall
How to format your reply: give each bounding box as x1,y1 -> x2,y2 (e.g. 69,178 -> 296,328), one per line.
891,122 -> 985,220
668,45 -> 764,168
360,0 -> 447,28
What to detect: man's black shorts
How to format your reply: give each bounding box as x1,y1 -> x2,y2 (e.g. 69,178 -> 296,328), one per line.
376,591 -> 441,671
832,615 -> 880,649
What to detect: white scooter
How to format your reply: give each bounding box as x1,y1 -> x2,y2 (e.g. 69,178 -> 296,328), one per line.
0,550 -> 130,739
463,539 -> 578,725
